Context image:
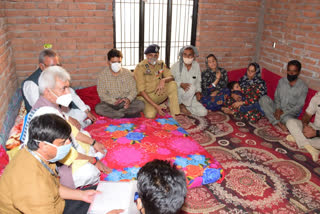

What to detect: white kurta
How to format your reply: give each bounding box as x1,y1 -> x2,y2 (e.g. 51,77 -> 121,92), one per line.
286,92 -> 320,149
171,61 -> 207,116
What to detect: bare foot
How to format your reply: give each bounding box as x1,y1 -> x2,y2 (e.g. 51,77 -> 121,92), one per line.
221,107 -> 234,115
278,123 -> 288,132
180,104 -> 191,116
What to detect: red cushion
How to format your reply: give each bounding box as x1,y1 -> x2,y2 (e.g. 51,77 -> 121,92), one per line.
227,68 -> 247,82
76,86 -> 100,115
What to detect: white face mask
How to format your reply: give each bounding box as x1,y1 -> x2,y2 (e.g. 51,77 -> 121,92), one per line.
111,62 -> 121,73
183,57 -> 194,65
56,94 -> 72,107
148,58 -> 157,65
50,89 -> 72,107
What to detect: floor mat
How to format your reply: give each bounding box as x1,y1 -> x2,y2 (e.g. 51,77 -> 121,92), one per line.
177,111 -> 320,214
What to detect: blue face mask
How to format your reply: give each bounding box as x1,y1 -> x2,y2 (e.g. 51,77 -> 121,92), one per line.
42,141 -> 72,162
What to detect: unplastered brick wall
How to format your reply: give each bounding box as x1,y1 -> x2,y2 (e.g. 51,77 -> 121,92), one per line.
259,0 -> 320,90
5,0 -> 113,87
0,2 -> 17,131
197,0 -> 262,71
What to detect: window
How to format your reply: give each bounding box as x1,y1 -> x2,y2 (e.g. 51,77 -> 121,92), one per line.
113,0 -> 198,69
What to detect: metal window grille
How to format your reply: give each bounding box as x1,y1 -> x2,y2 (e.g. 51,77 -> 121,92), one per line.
113,0 -> 198,69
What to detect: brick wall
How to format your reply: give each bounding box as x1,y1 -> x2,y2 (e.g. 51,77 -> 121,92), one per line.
197,0 -> 262,71
259,0 -> 320,90
5,0 -> 113,88
0,1 -> 17,131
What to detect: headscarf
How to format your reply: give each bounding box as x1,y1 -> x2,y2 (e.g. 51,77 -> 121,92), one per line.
178,45 -> 199,74
239,62 -> 267,96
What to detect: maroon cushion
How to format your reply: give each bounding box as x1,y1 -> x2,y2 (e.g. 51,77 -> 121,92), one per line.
76,86 -> 100,115
261,69 -> 282,100
227,68 -> 247,82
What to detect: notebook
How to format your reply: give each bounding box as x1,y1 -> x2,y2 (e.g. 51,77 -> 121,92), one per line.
88,180 -> 139,214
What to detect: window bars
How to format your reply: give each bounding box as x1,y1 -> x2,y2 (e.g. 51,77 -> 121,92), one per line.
113,0 -> 198,69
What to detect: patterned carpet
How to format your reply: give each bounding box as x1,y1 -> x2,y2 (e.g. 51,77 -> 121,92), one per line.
177,111 -> 320,214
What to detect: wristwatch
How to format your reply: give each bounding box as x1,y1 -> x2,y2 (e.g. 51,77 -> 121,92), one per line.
92,157 -> 98,165
316,130 -> 320,138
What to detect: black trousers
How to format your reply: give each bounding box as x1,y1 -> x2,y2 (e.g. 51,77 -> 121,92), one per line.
63,185 -> 97,214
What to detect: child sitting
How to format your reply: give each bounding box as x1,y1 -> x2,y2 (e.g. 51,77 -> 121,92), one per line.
222,81 -> 264,123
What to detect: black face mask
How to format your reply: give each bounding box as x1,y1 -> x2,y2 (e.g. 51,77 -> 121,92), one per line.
287,74 -> 298,82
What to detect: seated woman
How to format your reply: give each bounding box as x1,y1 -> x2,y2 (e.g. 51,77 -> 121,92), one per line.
200,54 -> 229,111
222,81 -> 264,123
222,63 -> 267,123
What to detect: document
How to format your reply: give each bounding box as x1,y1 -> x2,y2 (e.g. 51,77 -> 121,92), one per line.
87,180 -> 139,214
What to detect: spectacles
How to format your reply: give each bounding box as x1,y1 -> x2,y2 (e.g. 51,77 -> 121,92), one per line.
42,63 -> 62,68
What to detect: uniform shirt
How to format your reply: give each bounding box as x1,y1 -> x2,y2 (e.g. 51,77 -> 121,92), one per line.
171,61 -> 202,93
0,148 -> 65,214
306,91 -> 320,129
134,59 -> 172,94
97,67 -> 137,104
274,77 -> 308,122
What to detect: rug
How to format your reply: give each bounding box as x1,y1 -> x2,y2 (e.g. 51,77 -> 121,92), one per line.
177,111 -> 320,213
85,115 -> 224,188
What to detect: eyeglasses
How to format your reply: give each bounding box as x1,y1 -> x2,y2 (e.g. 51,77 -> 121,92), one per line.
42,63 -> 62,68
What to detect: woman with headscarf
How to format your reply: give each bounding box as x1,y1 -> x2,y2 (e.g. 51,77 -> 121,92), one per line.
229,62 -> 267,123
200,54 -> 229,111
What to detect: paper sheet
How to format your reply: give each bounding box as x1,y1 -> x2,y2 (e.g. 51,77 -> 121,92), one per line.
88,181 -> 139,214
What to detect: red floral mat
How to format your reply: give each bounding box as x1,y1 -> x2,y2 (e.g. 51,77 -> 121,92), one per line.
177,111 -> 320,213
77,86 -> 224,188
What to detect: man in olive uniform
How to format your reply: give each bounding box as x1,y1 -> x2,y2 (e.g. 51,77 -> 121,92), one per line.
134,44 -> 180,119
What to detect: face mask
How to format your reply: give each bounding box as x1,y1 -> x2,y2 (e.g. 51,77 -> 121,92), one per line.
56,93 -> 72,107
50,89 -> 73,107
183,57 -> 194,65
42,141 -> 72,163
111,62 -> 121,73
287,74 -> 298,82
148,58 -> 157,65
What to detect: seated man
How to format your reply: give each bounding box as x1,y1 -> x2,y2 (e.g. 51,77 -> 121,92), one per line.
95,49 -> 144,118
287,92 -> 320,162
171,45 -> 207,117
136,159 -> 187,214
22,66 -> 111,188
0,114 -> 99,214
134,44 -> 180,119
259,60 -> 308,131
21,49 -> 96,128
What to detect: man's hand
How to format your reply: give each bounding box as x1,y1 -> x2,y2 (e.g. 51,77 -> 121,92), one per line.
155,104 -> 166,116
86,110 -> 97,122
107,210 -> 125,214
180,83 -> 191,92
68,116 -> 81,130
95,160 -> 112,174
80,189 -> 100,203
123,98 -> 130,109
232,101 -> 244,108
114,99 -> 124,106
93,140 -> 106,154
274,109 -> 283,120
303,125 -> 317,138
155,79 -> 166,96
196,92 -> 201,101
